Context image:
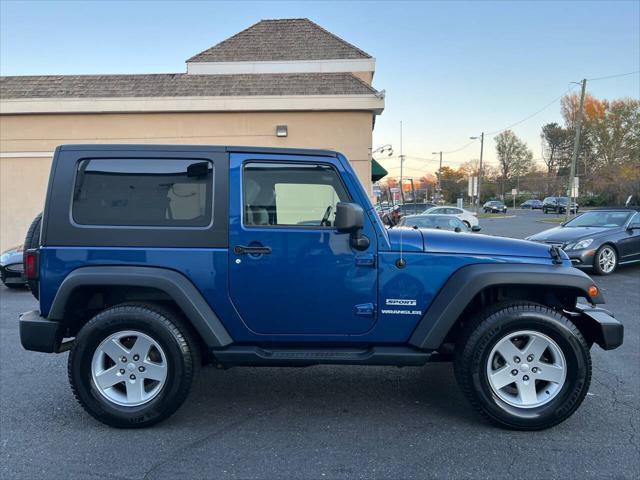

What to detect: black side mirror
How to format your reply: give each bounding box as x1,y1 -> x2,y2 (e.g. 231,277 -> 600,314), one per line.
471,225 -> 482,232
335,202 -> 369,250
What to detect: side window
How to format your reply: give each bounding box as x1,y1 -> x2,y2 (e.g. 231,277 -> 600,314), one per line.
72,159 -> 213,227
243,162 -> 350,227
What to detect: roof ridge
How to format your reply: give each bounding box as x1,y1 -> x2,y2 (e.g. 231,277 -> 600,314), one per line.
186,19 -> 263,63
343,72 -> 378,93
301,19 -> 372,59
187,18 -> 371,63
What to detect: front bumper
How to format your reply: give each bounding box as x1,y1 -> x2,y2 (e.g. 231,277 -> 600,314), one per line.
0,263 -> 26,284
566,304 -> 624,350
19,310 -> 63,353
566,248 -> 597,267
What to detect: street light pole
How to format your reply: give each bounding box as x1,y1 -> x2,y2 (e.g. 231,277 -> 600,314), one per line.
432,151 -> 442,201
471,133 -> 484,213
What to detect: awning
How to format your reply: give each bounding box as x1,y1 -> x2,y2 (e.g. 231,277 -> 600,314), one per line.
371,158 -> 388,181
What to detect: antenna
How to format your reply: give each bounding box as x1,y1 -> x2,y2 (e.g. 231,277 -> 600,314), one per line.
397,121 -> 406,268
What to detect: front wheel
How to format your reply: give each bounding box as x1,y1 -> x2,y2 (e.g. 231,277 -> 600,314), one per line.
68,303 -> 200,428
454,303 -> 591,430
593,245 -> 617,275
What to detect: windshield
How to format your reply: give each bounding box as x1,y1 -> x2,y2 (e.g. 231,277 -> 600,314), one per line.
564,211 -> 631,228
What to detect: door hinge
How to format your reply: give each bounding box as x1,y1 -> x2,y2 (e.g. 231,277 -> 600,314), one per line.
355,254 -> 376,267
355,303 -> 375,317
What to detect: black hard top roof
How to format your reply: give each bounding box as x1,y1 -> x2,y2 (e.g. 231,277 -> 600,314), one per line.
57,144 -> 340,158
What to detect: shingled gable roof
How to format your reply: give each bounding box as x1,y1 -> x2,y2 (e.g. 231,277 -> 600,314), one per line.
0,73 -> 378,99
187,18 -> 372,63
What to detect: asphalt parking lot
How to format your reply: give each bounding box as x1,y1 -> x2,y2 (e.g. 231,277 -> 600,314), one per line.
1,209 -> 639,479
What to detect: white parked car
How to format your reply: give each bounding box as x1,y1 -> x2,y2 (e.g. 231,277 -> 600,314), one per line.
422,206 -> 479,228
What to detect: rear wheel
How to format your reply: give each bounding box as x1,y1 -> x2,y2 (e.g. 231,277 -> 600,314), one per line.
23,213 -> 42,299
454,303 -> 591,430
68,303 -> 200,428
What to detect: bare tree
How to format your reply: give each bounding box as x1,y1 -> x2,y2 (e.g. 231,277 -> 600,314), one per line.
541,122 -> 571,175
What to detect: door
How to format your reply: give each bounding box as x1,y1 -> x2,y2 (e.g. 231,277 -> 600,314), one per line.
619,213 -> 640,261
228,155 -> 378,336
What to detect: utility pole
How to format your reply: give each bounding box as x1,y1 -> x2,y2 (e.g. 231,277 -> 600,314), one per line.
399,121 -> 405,204
566,79 -> 587,221
471,133 -> 485,213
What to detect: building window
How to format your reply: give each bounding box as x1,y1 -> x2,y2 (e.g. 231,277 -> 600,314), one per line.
72,159 -> 213,227
243,162 -> 350,227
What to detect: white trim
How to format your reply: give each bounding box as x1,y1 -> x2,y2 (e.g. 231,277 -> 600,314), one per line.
0,151 -> 53,158
0,94 -> 384,115
186,58 -> 375,75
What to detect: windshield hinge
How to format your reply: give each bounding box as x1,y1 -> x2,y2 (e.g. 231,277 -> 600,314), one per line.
549,245 -> 563,265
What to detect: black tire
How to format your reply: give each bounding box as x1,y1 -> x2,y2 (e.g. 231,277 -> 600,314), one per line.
592,244 -> 618,276
3,282 -> 24,289
68,303 -> 200,428
23,212 -> 42,300
543,208 -> 548,214
454,302 -> 591,430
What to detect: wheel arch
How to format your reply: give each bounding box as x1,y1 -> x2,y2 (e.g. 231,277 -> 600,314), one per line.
409,263 -> 604,351
48,266 -> 233,348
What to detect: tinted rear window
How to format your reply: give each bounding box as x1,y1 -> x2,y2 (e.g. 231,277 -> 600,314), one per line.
72,159 -> 213,227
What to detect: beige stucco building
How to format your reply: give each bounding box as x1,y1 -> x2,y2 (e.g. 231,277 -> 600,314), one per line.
0,18 -> 384,250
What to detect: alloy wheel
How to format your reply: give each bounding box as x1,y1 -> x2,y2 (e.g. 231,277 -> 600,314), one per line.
598,247 -> 617,274
486,330 -> 566,409
91,330 -> 168,407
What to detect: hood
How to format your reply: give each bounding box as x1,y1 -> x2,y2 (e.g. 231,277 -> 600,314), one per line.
387,227 -> 425,252
418,229 -> 556,259
527,226 -> 613,244
0,245 -> 23,265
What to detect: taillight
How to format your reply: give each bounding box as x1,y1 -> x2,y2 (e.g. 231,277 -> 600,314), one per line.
24,249 -> 39,280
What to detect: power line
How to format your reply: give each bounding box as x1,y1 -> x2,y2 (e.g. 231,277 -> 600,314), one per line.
587,70 -> 640,81
484,92 -> 566,137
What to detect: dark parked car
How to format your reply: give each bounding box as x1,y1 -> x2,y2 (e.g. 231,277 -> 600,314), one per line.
527,208 -> 640,275
542,197 -> 578,214
398,214 -> 481,232
398,202 -> 436,216
483,200 -> 507,213
0,245 -> 25,288
521,199 -> 543,209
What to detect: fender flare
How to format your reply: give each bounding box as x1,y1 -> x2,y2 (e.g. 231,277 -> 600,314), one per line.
48,266 -> 233,348
408,263 -> 603,351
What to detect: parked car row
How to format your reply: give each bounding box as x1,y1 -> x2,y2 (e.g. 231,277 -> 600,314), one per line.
483,200 -> 508,213
398,214 -> 481,233
542,196 -> 579,214
521,199 -> 543,209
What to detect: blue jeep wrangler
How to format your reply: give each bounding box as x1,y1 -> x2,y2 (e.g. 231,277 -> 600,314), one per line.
20,145 -> 623,429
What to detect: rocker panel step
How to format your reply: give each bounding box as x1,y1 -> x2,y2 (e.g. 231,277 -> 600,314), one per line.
212,346 -> 430,367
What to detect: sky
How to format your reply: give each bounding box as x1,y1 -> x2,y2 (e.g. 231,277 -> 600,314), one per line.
1,0 -> 639,177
